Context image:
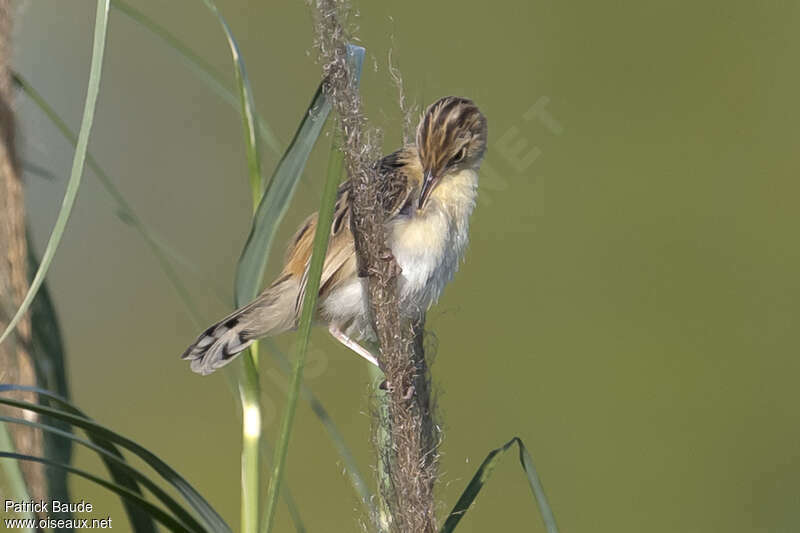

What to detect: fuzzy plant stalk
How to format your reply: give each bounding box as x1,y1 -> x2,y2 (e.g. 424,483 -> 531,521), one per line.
309,1 -> 440,531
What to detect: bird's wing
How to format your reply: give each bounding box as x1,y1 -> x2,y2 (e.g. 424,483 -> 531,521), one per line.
283,148 -> 419,318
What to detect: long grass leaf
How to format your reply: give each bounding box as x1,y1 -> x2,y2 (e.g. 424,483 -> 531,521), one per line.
110,0 -> 281,157
13,72 -> 206,329
234,82 -> 328,307
198,0 -> 263,205
234,44 -> 365,308
237,348 -> 261,533
264,340 -> 374,515
0,415 -> 208,532
440,437 -> 559,533
0,422 -> 33,522
14,69 -> 312,530
0,0 -> 109,345
21,159 -> 57,181
196,3 -> 271,528
261,124 -> 343,533
0,452 -> 194,532
257,432 -> 306,533
261,45 -> 365,533
0,386 -> 231,533
26,229 -> 74,525
2,388 -> 157,533
16,66 -> 371,517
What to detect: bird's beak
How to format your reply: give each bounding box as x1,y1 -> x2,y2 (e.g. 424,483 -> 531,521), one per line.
418,170 -> 437,209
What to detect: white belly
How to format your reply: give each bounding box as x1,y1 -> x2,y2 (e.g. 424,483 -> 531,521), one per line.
322,168 -> 478,338
390,206 -> 465,311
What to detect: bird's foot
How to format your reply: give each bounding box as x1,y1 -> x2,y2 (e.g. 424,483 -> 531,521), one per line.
379,379 -> 415,400
378,248 -> 402,278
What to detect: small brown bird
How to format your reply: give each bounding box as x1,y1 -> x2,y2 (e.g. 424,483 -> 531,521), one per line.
182,96 -> 488,375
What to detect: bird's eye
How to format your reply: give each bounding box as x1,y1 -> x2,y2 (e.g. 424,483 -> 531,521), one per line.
449,147 -> 466,166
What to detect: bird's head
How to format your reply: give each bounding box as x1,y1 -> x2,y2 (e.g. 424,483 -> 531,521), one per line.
416,96 -> 488,209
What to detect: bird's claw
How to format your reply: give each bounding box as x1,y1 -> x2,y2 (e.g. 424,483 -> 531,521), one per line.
402,385 -> 415,400
379,248 -> 403,277
379,379 -> 415,401
367,248 -> 402,278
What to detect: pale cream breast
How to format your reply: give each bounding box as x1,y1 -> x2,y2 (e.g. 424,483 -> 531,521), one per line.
391,168 -> 478,308
321,167 -> 479,339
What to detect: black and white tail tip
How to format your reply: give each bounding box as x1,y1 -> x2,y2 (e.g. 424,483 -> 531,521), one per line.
181,317 -> 253,376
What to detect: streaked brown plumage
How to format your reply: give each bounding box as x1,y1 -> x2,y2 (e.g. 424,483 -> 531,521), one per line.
182,96 -> 487,375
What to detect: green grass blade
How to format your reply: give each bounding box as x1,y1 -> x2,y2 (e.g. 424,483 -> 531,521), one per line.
15,66 -> 312,532
0,415 -> 208,532
1,386 -> 157,533
0,0 -> 109,346
20,159 -> 57,181
517,439 -> 559,533
0,422 -> 34,523
0,452 -> 194,532
261,45 -> 364,533
16,65 -> 367,527
26,229 -> 74,524
26,230 -> 70,403
234,44 -> 365,308
12,71 -> 207,329
198,0 -> 263,205
264,340 -> 374,515
233,83 -> 328,307
0,386 -> 231,533
261,123 -> 344,533
110,0 -> 281,157
201,2 -> 271,528
257,432 -> 306,533
238,349 -> 261,533
440,437 -> 559,533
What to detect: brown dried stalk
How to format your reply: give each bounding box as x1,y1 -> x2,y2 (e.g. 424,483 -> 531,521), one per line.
309,1 -> 438,531
0,0 -> 48,511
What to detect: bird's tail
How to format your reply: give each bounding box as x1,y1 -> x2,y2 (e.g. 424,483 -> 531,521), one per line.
181,275 -> 298,375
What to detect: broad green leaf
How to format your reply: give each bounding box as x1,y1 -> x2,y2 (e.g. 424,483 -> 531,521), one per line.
0,386 -> 231,533
0,0 -> 110,346
233,83 -> 328,307
235,44 -> 365,308
440,437 -> 559,533
263,45 -> 365,533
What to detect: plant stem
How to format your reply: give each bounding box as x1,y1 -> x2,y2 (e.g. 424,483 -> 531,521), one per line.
0,0 -> 109,345
261,128 -> 344,533
369,365 -> 392,531
239,348 -> 261,533
0,421 -> 34,522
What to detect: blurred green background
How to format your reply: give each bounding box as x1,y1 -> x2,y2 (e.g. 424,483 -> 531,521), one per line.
11,0 -> 800,531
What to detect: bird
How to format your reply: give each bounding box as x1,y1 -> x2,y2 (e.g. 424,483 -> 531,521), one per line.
181,96 -> 488,376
